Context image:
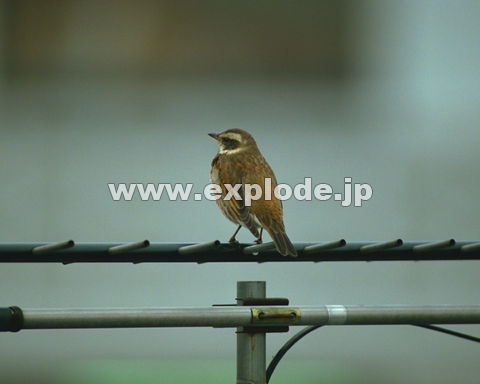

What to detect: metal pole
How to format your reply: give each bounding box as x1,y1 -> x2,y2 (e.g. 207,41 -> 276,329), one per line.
236,281 -> 266,384
2,305 -> 480,332
19,307 -> 253,329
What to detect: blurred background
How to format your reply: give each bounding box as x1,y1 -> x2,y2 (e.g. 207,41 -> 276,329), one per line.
1,0 -> 479,383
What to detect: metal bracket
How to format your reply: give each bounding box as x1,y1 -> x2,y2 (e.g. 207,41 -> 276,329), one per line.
234,296 -> 297,334
251,308 -> 301,324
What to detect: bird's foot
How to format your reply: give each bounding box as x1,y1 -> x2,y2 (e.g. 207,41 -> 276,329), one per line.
255,228 -> 263,244
229,237 -> 239,245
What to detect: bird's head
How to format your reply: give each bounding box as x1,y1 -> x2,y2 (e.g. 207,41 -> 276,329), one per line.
208,128 -> 257,155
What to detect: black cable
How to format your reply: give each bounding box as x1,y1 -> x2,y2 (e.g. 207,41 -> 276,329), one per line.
266,325 -> 322,383
414,324 -> 480,343
266,324 -> 479,383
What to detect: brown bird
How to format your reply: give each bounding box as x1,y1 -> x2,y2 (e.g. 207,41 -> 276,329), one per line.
209,128 -> 297,257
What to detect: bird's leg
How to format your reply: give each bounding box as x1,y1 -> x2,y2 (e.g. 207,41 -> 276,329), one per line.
229,225 -> 242,244
255,227 -> 264,244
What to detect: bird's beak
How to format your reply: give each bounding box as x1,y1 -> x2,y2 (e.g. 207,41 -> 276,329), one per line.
208,133 -> 219,140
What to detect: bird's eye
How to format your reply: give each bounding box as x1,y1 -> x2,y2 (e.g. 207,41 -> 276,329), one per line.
223,138 -> 235,144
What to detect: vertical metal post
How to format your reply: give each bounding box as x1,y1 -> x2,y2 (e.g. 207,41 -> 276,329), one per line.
236,281 -> 266,384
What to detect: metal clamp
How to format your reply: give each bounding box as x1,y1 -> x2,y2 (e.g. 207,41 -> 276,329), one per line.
236,295 -> 293,334
251,308 -> 301,324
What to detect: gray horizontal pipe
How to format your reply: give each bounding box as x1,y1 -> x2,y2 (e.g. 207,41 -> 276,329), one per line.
243,242 -> 276,255
17,305 -> 480,330
303,239 -> 346,254
299,305 -> 480,325
360,239 -> 403,254
22,307 -> 253,329
32,240 -> 75,254
108,240 -> 150,255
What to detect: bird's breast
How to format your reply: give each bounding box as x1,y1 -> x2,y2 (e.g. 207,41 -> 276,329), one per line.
210,163 -> 220,184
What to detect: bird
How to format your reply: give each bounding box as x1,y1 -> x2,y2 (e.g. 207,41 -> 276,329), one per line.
209,128 -> 297,257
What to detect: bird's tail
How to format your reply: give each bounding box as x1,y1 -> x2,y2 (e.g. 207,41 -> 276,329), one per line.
269,230 -> 297,257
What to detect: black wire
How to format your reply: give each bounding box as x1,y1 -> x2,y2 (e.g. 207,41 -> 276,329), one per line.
266,325 -> 322,383
414,324 -> 480,343
266,324 -> 479,383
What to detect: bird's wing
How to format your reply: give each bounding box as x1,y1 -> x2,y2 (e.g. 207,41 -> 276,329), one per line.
229,179 -> 260,234
223,180 -> 247,219
218,173 -> 259,237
